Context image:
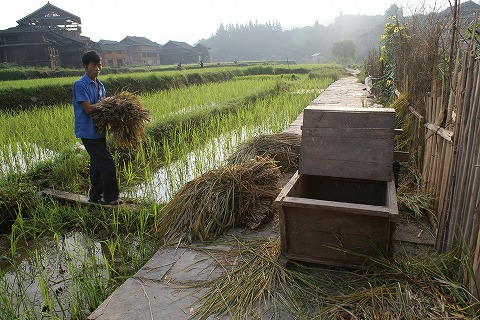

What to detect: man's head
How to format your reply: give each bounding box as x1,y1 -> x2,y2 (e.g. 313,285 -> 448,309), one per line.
82,51 -> 102,80
82,50 -> 101,65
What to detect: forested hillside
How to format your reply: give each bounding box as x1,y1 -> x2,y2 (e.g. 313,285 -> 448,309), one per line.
198,4 -> 402,63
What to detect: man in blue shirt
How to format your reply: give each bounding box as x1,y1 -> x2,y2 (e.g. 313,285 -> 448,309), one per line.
72,51 -> 122,205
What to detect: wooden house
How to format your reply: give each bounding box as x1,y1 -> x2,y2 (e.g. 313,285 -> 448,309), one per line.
193,43 -> 212,63
160,40 -> 208,65
99,40 -> 126,67
0,2 -> 86,68
119,36 -> 161,66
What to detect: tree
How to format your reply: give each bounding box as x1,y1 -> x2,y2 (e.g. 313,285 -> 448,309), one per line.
331,39 -> 356,65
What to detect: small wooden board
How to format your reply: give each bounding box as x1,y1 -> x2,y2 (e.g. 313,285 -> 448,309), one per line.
40,188 -> 137,209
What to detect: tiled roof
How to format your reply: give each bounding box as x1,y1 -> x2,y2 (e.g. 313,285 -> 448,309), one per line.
163,40 -> 193,49
120,36 -> 160,46
17,2 -> 81,25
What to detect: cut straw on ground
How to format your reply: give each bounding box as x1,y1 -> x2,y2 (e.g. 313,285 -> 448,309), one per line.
156,156 -> 280,244
189,236 -> 479,319
227,132 -> 301,172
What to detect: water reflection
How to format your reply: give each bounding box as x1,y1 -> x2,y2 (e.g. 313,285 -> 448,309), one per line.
124,127 -> 259,203
0,232 -> 105,318
0,142 -> 56,175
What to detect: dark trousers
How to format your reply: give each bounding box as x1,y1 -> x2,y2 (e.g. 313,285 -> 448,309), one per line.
81,138 -> 119,202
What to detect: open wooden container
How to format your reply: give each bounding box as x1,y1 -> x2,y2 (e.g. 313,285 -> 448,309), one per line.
275,106 -> 399,268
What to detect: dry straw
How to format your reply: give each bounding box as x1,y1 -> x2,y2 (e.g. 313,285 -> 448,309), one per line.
227,132 -> 301,172
92,91 -> 150,149
157,156 -> 281,244
191,237 -> 478,319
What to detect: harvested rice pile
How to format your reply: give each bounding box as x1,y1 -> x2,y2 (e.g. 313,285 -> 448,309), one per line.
92,91 -> 150,149
157,156 -> 281,244
227,132 -> 301,172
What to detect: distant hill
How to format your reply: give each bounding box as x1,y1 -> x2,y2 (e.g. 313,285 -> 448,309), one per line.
198,13 -> 387,63
198,1 -> 480,64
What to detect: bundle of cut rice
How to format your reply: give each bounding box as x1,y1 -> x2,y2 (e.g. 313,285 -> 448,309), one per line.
227,132 -> 301,172
157,156 -> 280,244
92,91 -> 150,149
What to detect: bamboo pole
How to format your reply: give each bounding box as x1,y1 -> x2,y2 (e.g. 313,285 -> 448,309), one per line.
464,63 -> 480,246
443,50 -> 469,251
471,203 -> 480,299
434,137 -> 447,213
453,18 -> 477,244
433,97 -> 445,204
422,94 -> 435,191
437,142 -> 453,226
437,50 -> 460,241
446,49 -> 461,128
467,14 -> 480,298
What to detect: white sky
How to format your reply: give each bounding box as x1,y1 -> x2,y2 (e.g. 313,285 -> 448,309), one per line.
0,0 -> 458,45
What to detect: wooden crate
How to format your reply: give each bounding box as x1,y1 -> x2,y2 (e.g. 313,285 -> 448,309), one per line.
276,106 -> 398,267
276,172 -> 398,268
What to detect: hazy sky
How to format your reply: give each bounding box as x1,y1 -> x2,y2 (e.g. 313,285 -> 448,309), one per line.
1,0 -> 455,45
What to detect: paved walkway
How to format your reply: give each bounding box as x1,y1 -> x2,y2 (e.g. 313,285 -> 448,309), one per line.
87,75 -> 434,320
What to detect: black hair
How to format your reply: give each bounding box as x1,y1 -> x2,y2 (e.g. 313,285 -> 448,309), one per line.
82,50 -> 101,65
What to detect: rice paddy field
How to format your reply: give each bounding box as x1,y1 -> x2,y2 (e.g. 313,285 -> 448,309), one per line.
0,65 -> 336,319
0,64 -> 477,319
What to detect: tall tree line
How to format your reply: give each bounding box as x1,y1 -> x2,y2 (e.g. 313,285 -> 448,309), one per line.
199,12 -> 392,63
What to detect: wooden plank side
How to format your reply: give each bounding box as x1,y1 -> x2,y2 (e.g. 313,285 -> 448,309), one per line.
299,135 -> 394,164
302,107 -> 395,129
282,206 -> 391,264
280,196 -> 392,218
386,180 -> 399,220
302,127 -> 395,139
298,156 -> 393,181
274,171 -> 300,204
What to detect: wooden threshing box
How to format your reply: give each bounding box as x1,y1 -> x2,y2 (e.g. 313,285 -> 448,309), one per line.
275,106 -> 399,268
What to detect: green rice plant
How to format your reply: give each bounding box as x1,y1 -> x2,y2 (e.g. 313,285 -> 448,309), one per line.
0,68 -> 338,318
0,104 -> 75,152
0,270 -> 37,319
34,249 -> 56,315
126,74 -> 331,203
0,177 -> 38,231
1,215 -> 158,319
65,248 -> 109,319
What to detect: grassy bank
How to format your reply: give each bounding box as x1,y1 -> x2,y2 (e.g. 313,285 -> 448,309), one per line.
0,64 -> 323,111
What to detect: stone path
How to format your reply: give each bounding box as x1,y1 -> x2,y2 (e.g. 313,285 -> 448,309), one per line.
87,74 -> 434,320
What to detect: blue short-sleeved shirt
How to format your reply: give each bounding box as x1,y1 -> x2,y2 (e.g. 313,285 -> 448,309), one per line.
72,74 -> 106,139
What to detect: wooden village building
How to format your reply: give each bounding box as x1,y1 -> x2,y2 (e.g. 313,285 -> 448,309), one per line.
160,41 -> 211,65
118,36 -> 161,66
0,2 -> 87,68
98,40 -> 126,68
0,2 -> 212,68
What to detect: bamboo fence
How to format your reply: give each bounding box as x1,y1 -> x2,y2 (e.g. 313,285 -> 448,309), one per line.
420,22 -> 480,296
